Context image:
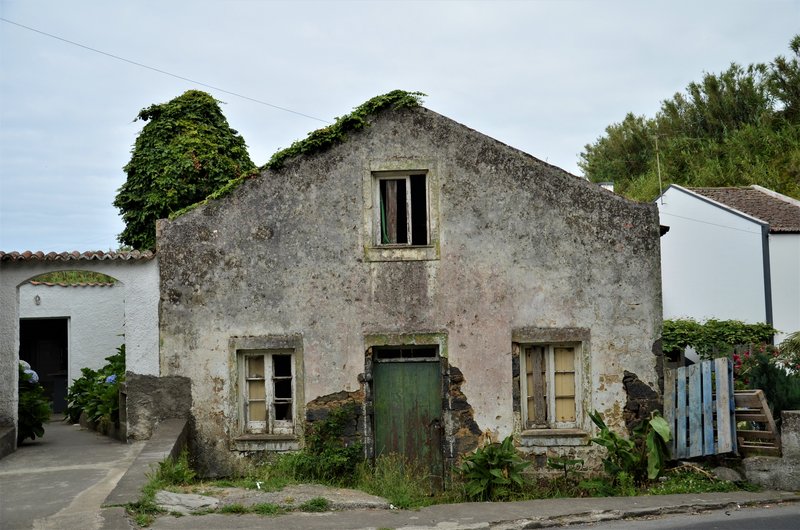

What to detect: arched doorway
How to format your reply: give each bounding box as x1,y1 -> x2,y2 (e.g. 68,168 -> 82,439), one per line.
19,270 -> 122,413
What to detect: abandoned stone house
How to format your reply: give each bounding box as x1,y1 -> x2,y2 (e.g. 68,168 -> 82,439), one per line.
157,102 -> 663,476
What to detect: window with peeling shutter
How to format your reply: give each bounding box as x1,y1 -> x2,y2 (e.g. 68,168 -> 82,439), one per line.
522,344 -> 578,429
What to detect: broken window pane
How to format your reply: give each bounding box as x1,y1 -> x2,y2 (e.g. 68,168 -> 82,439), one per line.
274,403 -> 291,421
377,173 -> 427,246
273,355 -> 292,377
374,346 -> 437,360
409,174 -> 428,245
274,379 -> 292,399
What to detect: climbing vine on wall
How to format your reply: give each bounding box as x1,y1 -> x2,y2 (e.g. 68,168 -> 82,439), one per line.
169,90 -> 425,219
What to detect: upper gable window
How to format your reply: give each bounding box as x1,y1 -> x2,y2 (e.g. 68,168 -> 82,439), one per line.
376,173 -> 428,246
363,161 -> 439,262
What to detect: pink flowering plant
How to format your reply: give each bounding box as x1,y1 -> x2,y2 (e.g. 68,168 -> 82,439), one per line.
733,331 -> 800,422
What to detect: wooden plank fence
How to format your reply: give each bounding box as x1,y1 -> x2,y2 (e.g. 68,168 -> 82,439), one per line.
664,358 -> 737,458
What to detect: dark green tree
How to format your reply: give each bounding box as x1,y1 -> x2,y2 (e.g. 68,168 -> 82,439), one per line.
114,90 -> 255,249
580,35 -> 800,202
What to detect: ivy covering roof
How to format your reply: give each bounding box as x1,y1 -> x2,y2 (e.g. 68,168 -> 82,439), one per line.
171,90 -> 425,219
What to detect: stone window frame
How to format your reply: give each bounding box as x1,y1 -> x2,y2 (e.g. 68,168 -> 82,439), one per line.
362,159 -> 440,262
512,327 -> 591,445
229,334 -> 304,452
519,343 -> 581,430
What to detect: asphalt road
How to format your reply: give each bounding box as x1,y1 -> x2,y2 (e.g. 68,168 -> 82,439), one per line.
0,418 -> 141,530
552,502 -> 800,529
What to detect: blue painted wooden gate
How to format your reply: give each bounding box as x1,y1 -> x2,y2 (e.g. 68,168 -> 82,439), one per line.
663,358 -> 737,458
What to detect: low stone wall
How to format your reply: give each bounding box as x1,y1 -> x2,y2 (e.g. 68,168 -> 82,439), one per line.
743,410 -> 800,490
78,412 -> 125,442
0,425 -> 15,460
124,373 -> 192,440
105,418 -> 189,506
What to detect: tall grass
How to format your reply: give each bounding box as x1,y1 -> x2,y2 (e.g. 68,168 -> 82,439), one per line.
355,454 -> 436,509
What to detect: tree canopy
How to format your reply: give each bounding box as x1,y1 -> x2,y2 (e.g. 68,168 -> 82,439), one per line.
114,90 -> 255,250
580,35 -> 800,202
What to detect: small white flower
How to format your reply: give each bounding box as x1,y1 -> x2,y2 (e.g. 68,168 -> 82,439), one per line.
24,369 -> 39,384
19,360 -> 31,370
256,481 -> 262,490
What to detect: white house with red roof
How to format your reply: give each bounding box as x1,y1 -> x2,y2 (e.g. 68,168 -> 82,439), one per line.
656,185 -> 800,343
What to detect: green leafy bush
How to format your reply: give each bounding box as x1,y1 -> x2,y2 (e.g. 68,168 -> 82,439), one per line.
17,361 -> 51,445
283,404 -> 363,484
662,319 -> 776,359
589,410 -> 670,485
458,436 -> 529,501
65,345 -> 125,426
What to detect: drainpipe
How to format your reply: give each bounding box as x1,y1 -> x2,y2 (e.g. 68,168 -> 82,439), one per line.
761,225 -> 774,342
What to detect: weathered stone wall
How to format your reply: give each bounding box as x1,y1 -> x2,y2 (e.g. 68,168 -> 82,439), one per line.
124,373 -> 192,440
743,410 -> 800,490
157,106 -> 662,475
622,370 -> 661,432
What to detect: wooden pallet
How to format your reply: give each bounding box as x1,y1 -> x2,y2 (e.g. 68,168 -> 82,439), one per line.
734,390 -> 781,457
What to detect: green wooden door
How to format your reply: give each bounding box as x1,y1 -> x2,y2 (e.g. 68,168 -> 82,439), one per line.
373,358 -> 443,486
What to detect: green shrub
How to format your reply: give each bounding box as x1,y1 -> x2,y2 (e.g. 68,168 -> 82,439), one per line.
218,503 -> 248,514
355,453 -> 433,509
65,344 -> 125,426
662,319 -> 776,359
588,410 -> 670,485
17,361 -> 51,445
648,467 -> 741,495
251,503 -> 282,515
155,448 -> 196,486
458,436 -> 529,501
298,497 -> 330,512
284,404 -> 363,484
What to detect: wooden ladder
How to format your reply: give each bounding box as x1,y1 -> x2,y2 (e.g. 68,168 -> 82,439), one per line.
734,389 -> 781,457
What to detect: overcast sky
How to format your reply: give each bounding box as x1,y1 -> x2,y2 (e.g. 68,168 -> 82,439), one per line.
1,0 -> 798,252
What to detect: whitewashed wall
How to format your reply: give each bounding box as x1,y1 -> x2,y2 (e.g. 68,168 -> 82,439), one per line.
657,186 -> 768,324
771,233 -> 800,343
19,282 -> 125,383
0,256 -> 159,438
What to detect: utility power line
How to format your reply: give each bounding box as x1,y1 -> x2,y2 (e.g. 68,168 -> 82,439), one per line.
0,17 -> 331,124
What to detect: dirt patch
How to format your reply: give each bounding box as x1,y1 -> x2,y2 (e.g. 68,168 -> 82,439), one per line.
186,484 -> 390,511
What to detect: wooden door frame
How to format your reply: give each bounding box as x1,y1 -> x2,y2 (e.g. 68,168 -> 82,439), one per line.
362,332 -> 451,485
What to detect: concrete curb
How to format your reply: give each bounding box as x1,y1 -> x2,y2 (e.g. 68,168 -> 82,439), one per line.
144,490 -> 800,529
494,494 -> 800,529
104,418 -> 189,507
